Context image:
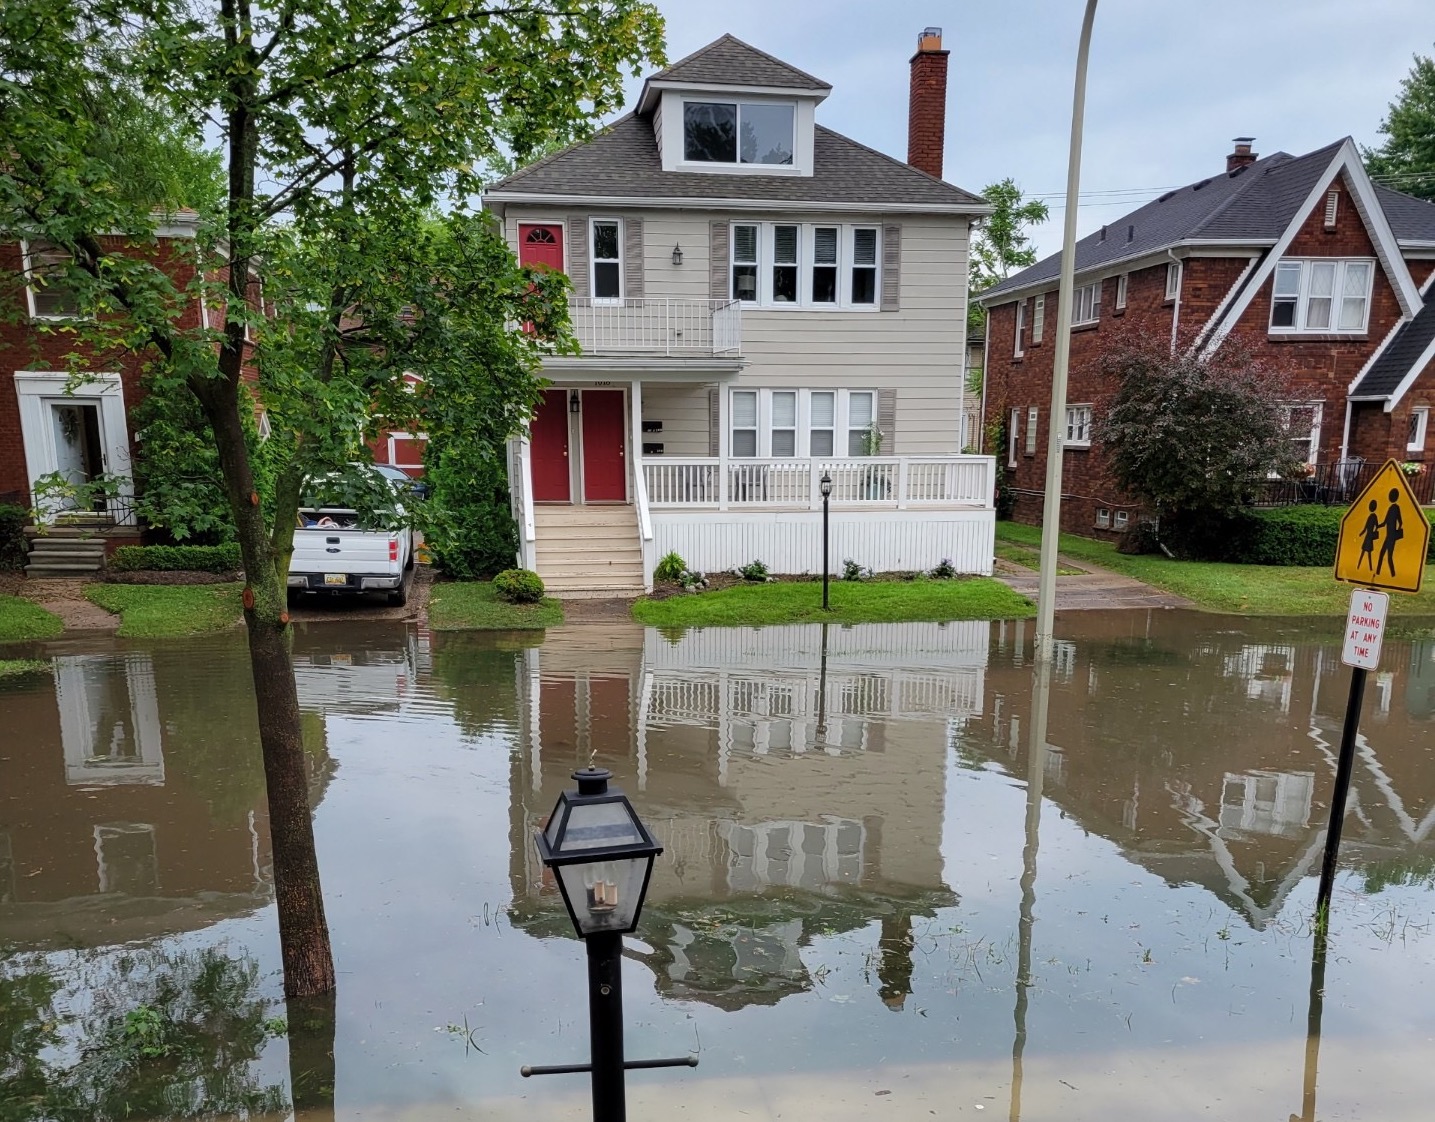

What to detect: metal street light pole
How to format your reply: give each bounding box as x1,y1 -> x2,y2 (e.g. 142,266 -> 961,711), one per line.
820,472 -> 833,610
1035,0 -> 1099,664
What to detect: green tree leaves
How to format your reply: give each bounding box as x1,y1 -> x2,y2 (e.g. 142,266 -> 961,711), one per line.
968,178 -> 1050,335
1364,48 -> 1435,202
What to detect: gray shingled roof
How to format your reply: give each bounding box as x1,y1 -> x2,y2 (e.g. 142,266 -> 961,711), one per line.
1351,299 -> 1435,399
981,143 -> 1350,302
644,34 -> 830,96
1375,185 -> 1435,242
486,113 -> 985,209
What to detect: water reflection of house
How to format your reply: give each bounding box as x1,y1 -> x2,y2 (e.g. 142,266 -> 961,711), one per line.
0,647 -> 331,946
970,616 -> 1435,929
508,622 -> 984,1010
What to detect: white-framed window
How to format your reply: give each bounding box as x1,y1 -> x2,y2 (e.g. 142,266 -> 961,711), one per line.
590,218 -> 622,301
730,222 -> 880,308
1113,511 -> 1129,530
1165,261 -> 1182,301
1115,273 -> 1128,309
729,388 -> 879,458
1073,281 -> 1101,325
1025,406 -> 1039,454
1065,404 -> 1092,447
1407,406 -> 1429,453
1095,508 -> 1111,528
1270,258 -> 1373,333
684,100 -> 795,166
1014,300 -> 1026,358
1032,293 -> 1045,344
23,239 -> 82,320
1324,190 -> 1340,229
1278,402 -> 1323,464
1008,407 -> 1020,468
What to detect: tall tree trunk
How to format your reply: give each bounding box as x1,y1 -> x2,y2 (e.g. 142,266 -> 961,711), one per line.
196,373 -> 336,997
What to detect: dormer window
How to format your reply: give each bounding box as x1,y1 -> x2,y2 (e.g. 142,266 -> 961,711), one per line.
684,101 -> 795,165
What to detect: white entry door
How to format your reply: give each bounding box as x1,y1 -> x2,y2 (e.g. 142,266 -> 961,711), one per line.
14,371 -> 135,524
49,401 -> 106,506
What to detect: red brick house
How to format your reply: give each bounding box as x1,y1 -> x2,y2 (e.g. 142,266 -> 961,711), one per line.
979,137 -> 1435,536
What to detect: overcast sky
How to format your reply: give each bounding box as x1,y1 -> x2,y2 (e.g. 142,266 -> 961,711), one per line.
613,0 -> 1435,258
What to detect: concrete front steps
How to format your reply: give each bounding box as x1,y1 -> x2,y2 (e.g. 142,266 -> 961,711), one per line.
533,504 -> 644,599
23,526 -> 109,578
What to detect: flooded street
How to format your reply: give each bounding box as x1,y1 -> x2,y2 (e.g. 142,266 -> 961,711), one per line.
4,613 -> 1435,1120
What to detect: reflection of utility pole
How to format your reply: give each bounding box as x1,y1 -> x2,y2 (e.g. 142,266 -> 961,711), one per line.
1010,657 -> 1052,1122
286,990 -> 337,1121
1291,927 -> 1328,1122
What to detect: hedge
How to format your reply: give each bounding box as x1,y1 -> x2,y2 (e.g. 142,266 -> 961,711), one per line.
1223,505 -> 1435,567
0,504 -> 26,570
109,543 -> 243,573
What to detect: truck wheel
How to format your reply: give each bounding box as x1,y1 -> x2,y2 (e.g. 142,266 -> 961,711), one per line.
389,578 -> 409,608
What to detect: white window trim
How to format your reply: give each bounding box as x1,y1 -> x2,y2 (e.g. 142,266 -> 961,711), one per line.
730,222 -> 880,310
1065,404 -> 1092,448
1032,293 -> 1045,344
13,370 -> 136,524
729,388 -> 879,458
1025,406 -> 1039,455
1113,510 -> 1129,530
1278,401 -> 1324,465
1115,273 -> 1128,310
1165,261 -> 1182,301
1407,406 -> 1429,453
679,97 -> 799,173
21,238 -> 84,322
589,217 -> 624,304
1072,282 -> 1101,326
1095,508 -> 1111,528
1268,257 -> 1375,335
1013,300 -> 1026,358
1008,408 -> 1020,468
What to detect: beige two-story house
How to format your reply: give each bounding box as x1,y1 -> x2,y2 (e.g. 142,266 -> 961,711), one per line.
483,31 -> 994,595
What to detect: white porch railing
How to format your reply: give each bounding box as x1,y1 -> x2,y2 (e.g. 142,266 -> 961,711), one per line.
643,455 -> 995,510
510,437 -> 537,570
568,298 -> 742,356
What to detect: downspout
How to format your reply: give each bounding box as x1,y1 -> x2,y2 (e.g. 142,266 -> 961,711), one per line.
1339,398 -> 1353,464
1167,249 -> 1182,354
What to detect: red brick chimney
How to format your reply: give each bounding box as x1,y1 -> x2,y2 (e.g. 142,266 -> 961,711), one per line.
1226,137 -> 1257,173
908,27 -> 949,179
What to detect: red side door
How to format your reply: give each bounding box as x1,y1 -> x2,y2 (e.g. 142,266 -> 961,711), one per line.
518,224 -> 565,272
531,389 -> 571,502
581,390 -> 627,502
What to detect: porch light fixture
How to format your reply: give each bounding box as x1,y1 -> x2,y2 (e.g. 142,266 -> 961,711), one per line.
671,243 -> 684,266
524,767 -> 694,1122
570,390 -> 581,414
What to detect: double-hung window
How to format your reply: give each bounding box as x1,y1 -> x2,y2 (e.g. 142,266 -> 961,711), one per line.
590,219 -> 622,301
684,101 -> 795,165
1013,300 -> 1026,358
730,222 -> 880,308
24,240 -> 82,320
1408,407 -> 1429,453
728,388 -> 879,458
1115,273 -> 1128,309
1065,404 -> 1092,447
1279,402 -> 1323,465
1073,282 -> 1101,325
1025,407 -> 1039,454
1008,408 -> 1020,468
1032,294 -> 1045,344
1165,261 -> 1182,301
1270,259 -> 1373,333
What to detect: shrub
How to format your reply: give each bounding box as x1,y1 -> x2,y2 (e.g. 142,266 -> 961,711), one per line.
930,558 -> 958,580
492,568 -> 545,603
736,559 -> 769,582
422,444 -> 519,580
1117,520 -> 1164,556
654,551 -> 687,583
0,504 -> 27,570
841,558 -> 869,581
1239,506 -> 1344,566
109,543 -> 243,573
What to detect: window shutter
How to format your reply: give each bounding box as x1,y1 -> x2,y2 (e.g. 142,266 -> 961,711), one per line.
567,216 -> 589,298
880,224 -> 901,311
624,216 -> 644,299
709,388 -> 720,456
710,221 -> 730,301
878,388 -> 896,454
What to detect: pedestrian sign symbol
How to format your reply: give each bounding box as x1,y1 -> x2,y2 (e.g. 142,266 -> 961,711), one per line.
1334,459 -> 1430,594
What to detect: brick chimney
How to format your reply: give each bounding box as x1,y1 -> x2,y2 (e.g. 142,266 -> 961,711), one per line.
1226,137 -> 1257,173
907,27 -> 949,179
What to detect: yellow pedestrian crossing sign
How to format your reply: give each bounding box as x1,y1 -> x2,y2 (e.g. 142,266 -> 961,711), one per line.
1334,459 -> 1430,594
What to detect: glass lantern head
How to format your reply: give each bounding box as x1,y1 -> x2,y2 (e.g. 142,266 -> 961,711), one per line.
819,472 -> 833,497
534,768 -> 663,937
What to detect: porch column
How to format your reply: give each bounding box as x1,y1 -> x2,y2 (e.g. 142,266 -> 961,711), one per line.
630,379 -> 643,499
718,384 -> 730,511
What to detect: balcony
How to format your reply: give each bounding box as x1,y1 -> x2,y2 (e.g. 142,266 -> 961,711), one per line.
568,298 -> 742,358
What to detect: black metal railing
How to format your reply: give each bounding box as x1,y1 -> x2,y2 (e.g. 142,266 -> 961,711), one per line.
1252,460 -> 1435,508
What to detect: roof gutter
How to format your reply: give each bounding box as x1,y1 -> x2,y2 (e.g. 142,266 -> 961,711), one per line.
482,191 -> 992,217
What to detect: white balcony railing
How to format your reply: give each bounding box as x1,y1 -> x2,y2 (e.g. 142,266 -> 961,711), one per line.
643,455 -> 995,511
568,298 -> 742,357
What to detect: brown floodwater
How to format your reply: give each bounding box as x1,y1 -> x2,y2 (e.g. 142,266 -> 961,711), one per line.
3,611 -> 1435,1120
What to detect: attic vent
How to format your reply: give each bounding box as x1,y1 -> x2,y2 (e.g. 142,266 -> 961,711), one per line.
1324,189 -> 1339,229
1192,177 -> 1212,191
1157,190 -> 1177,203
1126,224 -> 1135,243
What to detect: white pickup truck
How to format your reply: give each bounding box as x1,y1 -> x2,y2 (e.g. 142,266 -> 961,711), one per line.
287,505 -> 415,606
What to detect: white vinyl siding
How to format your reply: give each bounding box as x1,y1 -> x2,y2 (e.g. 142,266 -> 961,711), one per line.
1269,259 -> 1373,333
1072,281 -> 1101,325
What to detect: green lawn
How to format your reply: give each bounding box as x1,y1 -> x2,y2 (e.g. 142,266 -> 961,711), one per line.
85,583 -> 245,637
427,581 -> 564,631
632,578 -> 1034,629
0,594 -> 64,642
0,658 -> 51,678
994,540 -> 1085,576
995,520 -> 1435,616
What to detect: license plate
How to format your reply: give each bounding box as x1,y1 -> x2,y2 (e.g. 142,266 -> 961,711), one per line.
324,573 -> 347,586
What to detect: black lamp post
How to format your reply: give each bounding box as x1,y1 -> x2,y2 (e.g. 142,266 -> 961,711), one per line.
819,471 -> 833,610
523,767 -> 695,1122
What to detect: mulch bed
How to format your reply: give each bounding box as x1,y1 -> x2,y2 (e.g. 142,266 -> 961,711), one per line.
100,569 -> 242,585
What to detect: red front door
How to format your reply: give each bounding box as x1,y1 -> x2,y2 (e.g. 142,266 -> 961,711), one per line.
581,390 -> 626,502
518,224 -> 565,272
530,389 -> 571,501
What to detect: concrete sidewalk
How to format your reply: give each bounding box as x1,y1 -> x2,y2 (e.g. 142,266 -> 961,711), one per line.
994,556 -> 1193,611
